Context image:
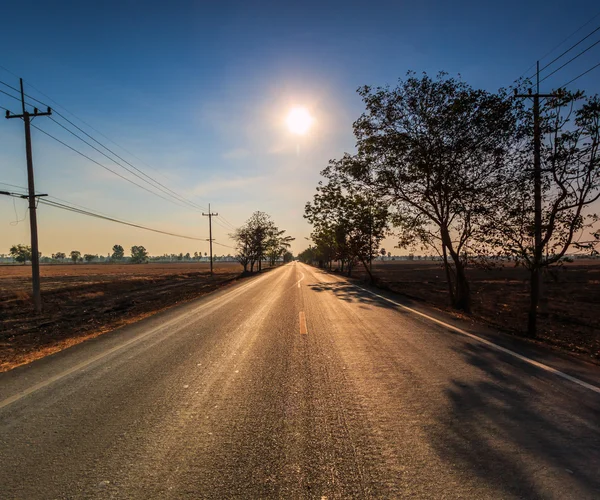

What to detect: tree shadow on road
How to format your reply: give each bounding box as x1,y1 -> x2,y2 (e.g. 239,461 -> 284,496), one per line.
427,339 -> 600,498
308,281 -> 403,312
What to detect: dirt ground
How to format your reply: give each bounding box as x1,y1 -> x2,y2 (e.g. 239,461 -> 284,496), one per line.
348,259 -> 600,362
0,262 -> 244,372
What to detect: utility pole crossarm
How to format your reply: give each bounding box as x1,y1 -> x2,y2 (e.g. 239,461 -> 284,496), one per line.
202,203 -> 218,276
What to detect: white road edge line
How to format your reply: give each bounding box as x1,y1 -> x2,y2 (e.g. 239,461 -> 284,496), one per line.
0,267 -> 285,410
350,282 -> 600,395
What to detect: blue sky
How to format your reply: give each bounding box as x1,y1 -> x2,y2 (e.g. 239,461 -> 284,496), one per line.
1,0 -> 599,256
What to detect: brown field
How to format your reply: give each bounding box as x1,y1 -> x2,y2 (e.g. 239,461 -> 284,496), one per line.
0,262 -> 244,372
349,259 -> 600,361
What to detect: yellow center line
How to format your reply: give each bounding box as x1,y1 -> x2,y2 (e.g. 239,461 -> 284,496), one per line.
299,311 -> 308,335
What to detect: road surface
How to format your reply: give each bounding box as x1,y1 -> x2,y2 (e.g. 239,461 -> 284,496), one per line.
1,262 -> 599,499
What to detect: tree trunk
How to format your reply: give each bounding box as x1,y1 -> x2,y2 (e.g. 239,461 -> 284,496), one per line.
441,242 -> 456,306
360,257 -> 375,284
528,267 -> 540,337
341,260 -> 345,273
451,255 -> 471,313
441,227 -> 471,312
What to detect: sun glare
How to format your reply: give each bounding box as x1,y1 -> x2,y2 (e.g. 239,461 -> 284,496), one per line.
286,107 -> 313,135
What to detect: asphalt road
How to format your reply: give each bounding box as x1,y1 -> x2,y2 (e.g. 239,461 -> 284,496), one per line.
1,262 -> 599,499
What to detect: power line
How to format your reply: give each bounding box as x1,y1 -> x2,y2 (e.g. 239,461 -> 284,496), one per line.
0,79 -> 21,95
213,217 -> 235,232
538,25 -> 600,75
216,214 -> 237,230
49,110 -> 207,212
1,75 -> 206,209
212,241 -> 236,250
1,71 -> 239,248
561,61 -> 600,88
39,198 -> 208,241
538,38 -> 600,84
0,88 -> 22,103
45,116 -> 201,212
0,181 -> 174,228
520,12 -> 600,79
30,123 -> 200,210
0,181 -> 27,191
47,195 -> 139,225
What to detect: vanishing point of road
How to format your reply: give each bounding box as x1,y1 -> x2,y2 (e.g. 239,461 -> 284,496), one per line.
1,262 -> 599,499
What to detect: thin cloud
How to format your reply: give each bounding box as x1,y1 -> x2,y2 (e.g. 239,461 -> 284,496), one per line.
222,148 -> 251,160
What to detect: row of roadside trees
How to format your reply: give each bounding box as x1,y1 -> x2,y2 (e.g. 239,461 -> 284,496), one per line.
231,211 -> 294,273
300,71 -> 600,337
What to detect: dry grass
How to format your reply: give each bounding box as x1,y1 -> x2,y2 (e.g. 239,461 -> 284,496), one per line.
0,262 -> 246,372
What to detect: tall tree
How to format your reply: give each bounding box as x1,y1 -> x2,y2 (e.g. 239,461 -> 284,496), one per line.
305,173 -> 388,280
9,244 -> 32,265
131,246 -> 149,264
70,250 -> 81,264
231,212 -> 291,273
334,72 -> 516,311
266,228 -> 295,266
52,252 -> 66,261
111,244 -> 125,261
232,225 -> 253,272
483,91 -> 600,335
83,254 -> 97,263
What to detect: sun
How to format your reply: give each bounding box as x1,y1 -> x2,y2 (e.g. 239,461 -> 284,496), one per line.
286,107 -> 313,135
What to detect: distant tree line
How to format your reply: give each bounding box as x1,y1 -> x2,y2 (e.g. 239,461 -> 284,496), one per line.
5,244 -> 240,265
300,71 -> 600,337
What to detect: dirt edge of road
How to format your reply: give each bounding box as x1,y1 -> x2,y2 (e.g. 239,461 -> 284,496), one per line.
1,267 -> 276,373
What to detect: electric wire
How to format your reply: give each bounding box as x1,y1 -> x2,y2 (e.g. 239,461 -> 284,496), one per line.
538,38 -> 600,84
0,182 -> 27,191
216,215 -> 237,230
213,217 -> 234,232
561,61 -> 600,88
39,198 -> 208,241
2,71 -> 258,252
30,123 -> 199,210
538,25 -> 600,74
46,195 -> 140,225
46,116 -> 201,212
2,181 -> 236,248
519,11 -> 600,78
50,111 -> 207,212
1,77 -> 208,212
0,88 -> 21,103
212,241 -> 236,250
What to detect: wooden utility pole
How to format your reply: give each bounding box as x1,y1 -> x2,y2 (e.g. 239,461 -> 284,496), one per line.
5,79 -> 51,313
202,204 -> 218,275
514,62 -> 560,336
